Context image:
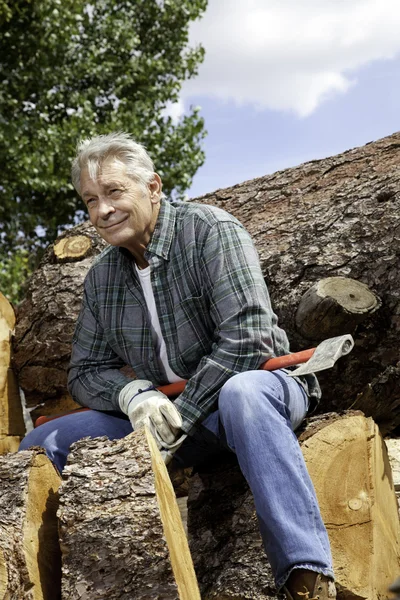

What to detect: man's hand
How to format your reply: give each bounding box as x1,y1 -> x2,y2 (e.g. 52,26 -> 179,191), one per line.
119,380 -> 184,461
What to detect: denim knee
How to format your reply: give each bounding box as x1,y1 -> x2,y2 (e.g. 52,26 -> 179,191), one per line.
219,370 -> 287,420
19,410 -> 132,473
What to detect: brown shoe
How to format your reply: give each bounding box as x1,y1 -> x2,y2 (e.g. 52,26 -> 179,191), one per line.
283,569 -> 337,600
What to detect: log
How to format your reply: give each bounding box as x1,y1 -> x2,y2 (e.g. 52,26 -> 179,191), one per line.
53,235 -> 92,261
58,428 -> 200,600
187,412 -> 400,600
295,277 -> 381,340
0,434 -> 20,454
350,366 -> 400,436
0,448 -> 61,599
12,131 -> 400,431
299,413 -> 400,600
0,291 -> 25,449
13,221 -> 107,411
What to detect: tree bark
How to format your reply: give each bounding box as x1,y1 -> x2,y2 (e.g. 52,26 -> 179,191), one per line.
12,131 -> 400,431
13,222 -> 107,413
58,427 -> 200,600
0,448 -> 61,599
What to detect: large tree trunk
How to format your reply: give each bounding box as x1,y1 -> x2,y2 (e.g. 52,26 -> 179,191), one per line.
12,132 -> 400,431
193,133 -> 400,430
13,221 -> 108,421
58,427 -> 200,600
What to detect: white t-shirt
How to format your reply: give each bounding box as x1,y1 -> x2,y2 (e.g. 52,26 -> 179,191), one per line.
135,265 -> 184,384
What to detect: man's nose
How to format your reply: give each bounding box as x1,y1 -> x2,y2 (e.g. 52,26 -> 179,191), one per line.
97,198 -> 115,219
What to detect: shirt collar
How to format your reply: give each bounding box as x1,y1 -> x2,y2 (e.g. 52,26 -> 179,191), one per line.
146,199 -> 176,261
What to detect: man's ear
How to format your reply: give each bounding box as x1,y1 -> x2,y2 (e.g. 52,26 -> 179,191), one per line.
149,173 -> 162,202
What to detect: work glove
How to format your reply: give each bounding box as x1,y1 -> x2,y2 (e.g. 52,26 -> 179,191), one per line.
119,379 -> 186,463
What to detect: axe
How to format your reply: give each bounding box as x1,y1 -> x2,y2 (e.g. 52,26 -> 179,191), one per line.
158,334 -> 354,397
158,334 -> 354,463
34,335 -> 354,434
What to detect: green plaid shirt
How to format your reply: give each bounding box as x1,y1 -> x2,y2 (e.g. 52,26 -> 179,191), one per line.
68,199 -> 320,433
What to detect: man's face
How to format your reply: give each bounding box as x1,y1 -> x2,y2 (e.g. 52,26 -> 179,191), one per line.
80,157 -> 161,256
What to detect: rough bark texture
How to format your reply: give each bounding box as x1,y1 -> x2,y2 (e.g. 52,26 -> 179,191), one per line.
0,448 -> 61,600
13,222 -> 107,411
58,428 -> 199,600
12,131 -> 400,431
192,133 -> 400,428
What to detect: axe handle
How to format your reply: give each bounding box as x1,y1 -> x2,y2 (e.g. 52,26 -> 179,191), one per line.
34,348 -> 317,428
158,347 -> 316,397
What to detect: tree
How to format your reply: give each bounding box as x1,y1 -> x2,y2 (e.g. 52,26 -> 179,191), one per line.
0,0 -> 207,262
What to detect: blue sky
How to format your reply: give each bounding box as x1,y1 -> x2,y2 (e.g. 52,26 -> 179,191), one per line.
169,0 -> 400,199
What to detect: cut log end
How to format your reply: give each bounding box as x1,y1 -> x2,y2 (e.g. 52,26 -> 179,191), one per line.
0,435 -> 21,454
0,449 -> 61,599
0,292 -> 15,329
53,236 -> 92,261
295,277 -> 381,340
0,292 -> 25,437
301,414 -> 400,599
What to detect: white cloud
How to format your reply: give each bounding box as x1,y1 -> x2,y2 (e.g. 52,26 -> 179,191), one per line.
162,99 -> 185,122
182,0 -> 400,117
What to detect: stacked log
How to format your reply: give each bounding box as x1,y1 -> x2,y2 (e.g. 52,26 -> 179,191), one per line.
4,131 -> 400,598
58,427 -> 200,600
0,448 -> 61,599
1,414 -> 397,599
0,291 -> 25,452
188,412 -> 400,600
13,222 -> 108,423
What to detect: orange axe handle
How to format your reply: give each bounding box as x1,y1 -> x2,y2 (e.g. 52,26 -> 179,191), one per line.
158,347 -> 316,397
34,348 -> 316,428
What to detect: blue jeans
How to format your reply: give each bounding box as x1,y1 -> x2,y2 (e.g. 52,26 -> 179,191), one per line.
19,369 -> 334,589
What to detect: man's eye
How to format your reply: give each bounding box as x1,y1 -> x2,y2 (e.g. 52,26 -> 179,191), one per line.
110,189 -> 121,194
86,198 -> 96,206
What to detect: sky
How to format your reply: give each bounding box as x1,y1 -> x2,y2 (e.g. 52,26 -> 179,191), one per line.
169,0 -> 400,199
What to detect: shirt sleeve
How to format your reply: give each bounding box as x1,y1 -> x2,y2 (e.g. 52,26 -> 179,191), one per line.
67,275 -> 132,411
174,219 -> 293,433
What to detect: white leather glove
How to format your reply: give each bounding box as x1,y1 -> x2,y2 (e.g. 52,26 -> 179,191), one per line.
119,380 -> 185,461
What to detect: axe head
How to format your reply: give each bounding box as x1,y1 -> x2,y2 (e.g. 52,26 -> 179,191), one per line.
287,334 -> 354,377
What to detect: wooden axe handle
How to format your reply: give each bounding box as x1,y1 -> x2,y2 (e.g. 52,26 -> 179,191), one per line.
158,348 -> 316,397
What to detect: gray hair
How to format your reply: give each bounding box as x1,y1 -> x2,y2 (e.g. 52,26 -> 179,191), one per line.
71,132 -> 159,195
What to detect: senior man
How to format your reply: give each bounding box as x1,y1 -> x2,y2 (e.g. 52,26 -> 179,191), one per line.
20,133 -> 336,600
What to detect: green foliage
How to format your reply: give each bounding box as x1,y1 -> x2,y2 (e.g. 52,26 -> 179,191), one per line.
0,0 -> 207,260
0,249 -> 32,305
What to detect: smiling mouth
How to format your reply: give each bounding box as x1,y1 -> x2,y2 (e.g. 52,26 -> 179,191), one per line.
102,218 -> 128,230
